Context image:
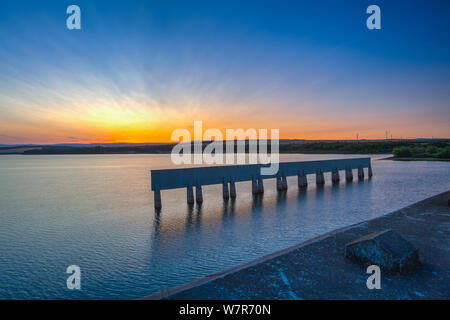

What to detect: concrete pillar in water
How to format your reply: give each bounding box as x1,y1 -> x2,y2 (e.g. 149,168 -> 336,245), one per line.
276,175 -> 283,191
368,165 -> 373,178
252,177 -> 258,195
195,184 -> 203,204
229,179 -> 236,198
282,175 -> 288,190
298,170 -> 308,188
345,167 -> 353,182
257,177 -> 264,193
316,169 -> 325,185
154,188 -> 162,209
222,178 -> 229,199
187,185 -> 194,205
332,168 -> 340,184
358,166 -> 364,180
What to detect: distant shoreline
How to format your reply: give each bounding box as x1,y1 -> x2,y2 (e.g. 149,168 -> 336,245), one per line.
380,156 -> 450,162
1,140 -> 448,156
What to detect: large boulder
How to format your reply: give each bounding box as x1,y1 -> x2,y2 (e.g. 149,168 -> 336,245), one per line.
345,229 -> 419,274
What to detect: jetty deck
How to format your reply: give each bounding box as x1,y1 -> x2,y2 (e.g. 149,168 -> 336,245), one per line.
151,157 -> 372,209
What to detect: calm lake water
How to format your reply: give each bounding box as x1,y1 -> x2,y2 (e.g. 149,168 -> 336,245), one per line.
0,154 -> 449,299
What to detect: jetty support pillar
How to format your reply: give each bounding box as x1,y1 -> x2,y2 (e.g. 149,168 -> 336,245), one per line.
282,175 -> 288,190
195,184 -> 203,204
298,170 -> 308,188
252,178 -> 258,195
316,169 -> 325,185
346,167 -> 353,182
257,177 -> 264,193
230,179 -> 236,198
187,185 -> 194,205
222,178 -> 229,200
332,168 -> 340,184
276,175 -> 283,191
154,188 -> 161,210
358,166 -> 365,180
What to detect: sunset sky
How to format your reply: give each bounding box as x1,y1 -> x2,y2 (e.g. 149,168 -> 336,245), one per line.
0,0 -> 449,144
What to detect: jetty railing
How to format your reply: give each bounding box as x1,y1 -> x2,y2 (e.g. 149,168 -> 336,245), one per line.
151,157 -> 372,209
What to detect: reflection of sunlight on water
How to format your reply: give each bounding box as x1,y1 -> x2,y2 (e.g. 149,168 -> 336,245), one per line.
0,154 -> 448,299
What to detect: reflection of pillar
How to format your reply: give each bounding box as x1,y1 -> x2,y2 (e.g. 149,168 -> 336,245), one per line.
358,166 -> 364,180
154,188 -> 161,209
195,184 -> 203,204
276,175 -> 283,191
345,168 -> 353,182
222,178 -> 229,199
257,177 -> 264,193
316,169 -> 325,185
332,168 -> 340,184
282,175 -> 288,190
298,170 -> 308,188
230,179 -> 236,198
187,185 -> 194,204
252,178 -> 258,195
368,165 -> 373,178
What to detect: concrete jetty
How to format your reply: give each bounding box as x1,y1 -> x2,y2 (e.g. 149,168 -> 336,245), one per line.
151,157 -> 372,209
144,191 -> 450,300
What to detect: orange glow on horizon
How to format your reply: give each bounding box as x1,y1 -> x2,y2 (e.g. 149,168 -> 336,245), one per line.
1,98 -> 448,144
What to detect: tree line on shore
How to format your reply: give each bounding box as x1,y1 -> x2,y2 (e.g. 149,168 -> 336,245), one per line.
392,142 -> 450,159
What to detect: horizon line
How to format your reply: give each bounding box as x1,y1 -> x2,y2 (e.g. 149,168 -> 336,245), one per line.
1,137 -> 450,146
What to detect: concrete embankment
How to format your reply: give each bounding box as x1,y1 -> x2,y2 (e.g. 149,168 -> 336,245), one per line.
144,191 -> 450,300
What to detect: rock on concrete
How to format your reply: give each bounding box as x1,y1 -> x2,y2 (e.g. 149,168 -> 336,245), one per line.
345,229 -> 420,274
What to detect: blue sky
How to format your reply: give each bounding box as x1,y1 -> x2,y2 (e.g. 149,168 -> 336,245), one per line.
0,0 -> 449,143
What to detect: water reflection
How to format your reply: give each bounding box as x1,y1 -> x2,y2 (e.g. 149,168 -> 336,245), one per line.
222,198 -> 236,218
186,203 -> 202,232
276,189 -> 287,207
152,177 -> 379,238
